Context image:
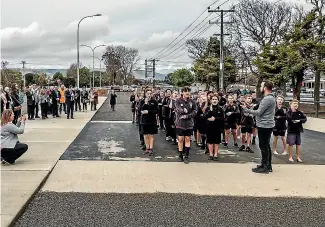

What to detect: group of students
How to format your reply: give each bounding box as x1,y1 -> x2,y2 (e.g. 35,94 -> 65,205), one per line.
130,85 -> 307,165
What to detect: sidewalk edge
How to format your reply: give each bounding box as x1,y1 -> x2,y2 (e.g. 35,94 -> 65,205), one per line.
7,97 -> 107,227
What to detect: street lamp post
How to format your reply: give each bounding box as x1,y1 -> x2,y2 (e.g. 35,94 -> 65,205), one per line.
80,44 -> 106,88
95,56 -> 103,88
77,13 -> 102,88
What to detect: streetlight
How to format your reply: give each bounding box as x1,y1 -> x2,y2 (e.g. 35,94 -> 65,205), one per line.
95,56 -> 104,88
77,14 -> 102,88
80,44 -> 106,88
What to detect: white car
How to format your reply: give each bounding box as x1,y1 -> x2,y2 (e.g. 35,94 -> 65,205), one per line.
122,85 -> 129,91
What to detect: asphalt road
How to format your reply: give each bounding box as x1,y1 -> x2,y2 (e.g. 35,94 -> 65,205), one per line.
61,93 -> 325,165
14,92 -> 325,227
14,192 -> 325,227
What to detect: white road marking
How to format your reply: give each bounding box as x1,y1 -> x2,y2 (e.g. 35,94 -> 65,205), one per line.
90,121 -> 133,123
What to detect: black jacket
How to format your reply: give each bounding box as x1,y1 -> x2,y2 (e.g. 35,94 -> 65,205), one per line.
204,105 -> 225,131
26,91 -> 34,106
274,106 -> 287,131
140,99 -> 158,125
286,110 -> 307,133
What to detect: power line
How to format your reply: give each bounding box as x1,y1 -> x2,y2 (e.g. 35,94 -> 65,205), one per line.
150,0 -> 224,59
154,0 -> 232,60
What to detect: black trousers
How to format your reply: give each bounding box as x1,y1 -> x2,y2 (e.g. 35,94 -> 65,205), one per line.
59,103 -> 66,114
1,142 -> 28,164
66,101 -> 74,118
34,103 -> 39,117
159,114 -> 164,129
75,99 -> 81,111
41,103 -> 48,118
27,104 -> 35,119
52,101 -> 58,116
12,109 -> 21,125
82,102 -> 87,111
257,127 -> 273,168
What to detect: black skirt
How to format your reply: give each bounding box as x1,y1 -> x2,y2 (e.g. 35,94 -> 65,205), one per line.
142,124 -> 158,135
206,131 -> 221,144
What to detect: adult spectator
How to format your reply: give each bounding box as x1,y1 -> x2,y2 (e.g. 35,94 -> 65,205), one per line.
242,81 -> 276,174
1,109 -> 28,165
10,84 -> 22,124
110,90 -> 117,111
65,86 -> 75,119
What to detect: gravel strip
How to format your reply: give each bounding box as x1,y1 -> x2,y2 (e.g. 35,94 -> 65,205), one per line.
15,192 -> 325,227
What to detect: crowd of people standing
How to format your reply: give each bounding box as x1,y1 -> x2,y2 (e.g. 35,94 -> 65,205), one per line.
0,83 -> 100,165
131,81 -> 307,173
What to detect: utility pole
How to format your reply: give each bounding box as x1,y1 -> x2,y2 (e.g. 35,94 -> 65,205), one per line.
145,59 -> 148,78
152,59 -> 156,87
208,7 -> 235,90
22,61 -> 26,88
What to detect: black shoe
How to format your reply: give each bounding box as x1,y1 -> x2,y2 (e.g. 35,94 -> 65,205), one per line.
213,156 -> 219,161
245,147 -> 254,153
223,142 -> 228,147
252,167 -> 269,174
252,137 -> 256,145
256,164 -> 272,172
239,145 -> 245,151
208,156 -> 213,160
148,150 -> 154,156
178,153 -> 184,162
234,142 -> 238,147
184,156 -> 189,164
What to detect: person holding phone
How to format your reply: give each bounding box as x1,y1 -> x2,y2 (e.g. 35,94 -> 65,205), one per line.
1,110 -> 28,165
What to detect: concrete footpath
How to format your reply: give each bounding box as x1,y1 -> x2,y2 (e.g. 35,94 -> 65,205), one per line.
0,97 -> 106,227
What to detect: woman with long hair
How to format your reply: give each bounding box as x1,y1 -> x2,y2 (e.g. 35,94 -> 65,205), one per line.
204,94 -> 225,160
1,109 -> 28,165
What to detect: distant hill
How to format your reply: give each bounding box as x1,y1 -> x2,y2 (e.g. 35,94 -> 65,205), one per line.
132,70 -> 167,81
12,68 -> 167,80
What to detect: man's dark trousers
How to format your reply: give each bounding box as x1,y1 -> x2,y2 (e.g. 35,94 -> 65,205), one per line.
257,127 -> 273,168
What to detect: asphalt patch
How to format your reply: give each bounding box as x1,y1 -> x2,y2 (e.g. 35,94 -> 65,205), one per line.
14,192 -> 325,227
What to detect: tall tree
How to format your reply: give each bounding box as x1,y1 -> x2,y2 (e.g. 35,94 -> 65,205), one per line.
229,0 -> 294,96
185,38 -> 208,59
169,68 -> 194,87
103,45 -> 139,84
66,63 -> 91,87
53,71 -> 64,81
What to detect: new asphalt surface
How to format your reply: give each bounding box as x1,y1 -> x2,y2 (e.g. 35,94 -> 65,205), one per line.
61,92 -> 325,165
14,192 -> 325,227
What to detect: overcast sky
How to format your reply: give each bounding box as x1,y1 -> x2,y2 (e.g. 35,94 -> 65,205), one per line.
1,0 -> 308,74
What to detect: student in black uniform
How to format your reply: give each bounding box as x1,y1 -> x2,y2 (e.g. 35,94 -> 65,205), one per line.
136,91 -> 145,150
196,94 -> 208,151
224,95 -> 239,147
130,92 -> 136,123
204,94 -> 225,160
162,89 -> 172,140
140,89 -> 158,156
238,94 -> 254,153
157,91 -> 165,130
286,99 -> 307,163
251,92 -> 259,145
272,95 -> 288,155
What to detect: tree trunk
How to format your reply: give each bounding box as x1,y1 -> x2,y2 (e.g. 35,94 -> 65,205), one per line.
256,77 -> 263,98
294,76 -> 303,101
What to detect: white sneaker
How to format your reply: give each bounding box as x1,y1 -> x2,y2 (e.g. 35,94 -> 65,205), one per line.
273,150 -> 279,155
165,137 -> 170,141
282,151 -> 288,155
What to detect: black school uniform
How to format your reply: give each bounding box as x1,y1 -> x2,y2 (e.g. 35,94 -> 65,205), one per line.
224,103 -> 240,129
273,106 -> 287,137
240,103 -> 254,134
140,99 -> 158,135
204,105 -> 225,144
196,102 -> 207,135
